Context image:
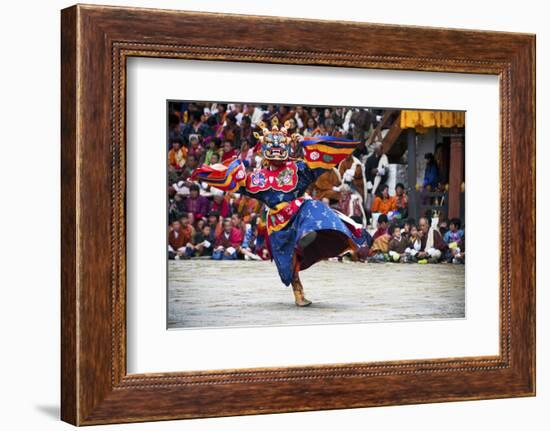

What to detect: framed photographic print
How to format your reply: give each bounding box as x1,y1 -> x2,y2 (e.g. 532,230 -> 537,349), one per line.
61,4 -> 536,425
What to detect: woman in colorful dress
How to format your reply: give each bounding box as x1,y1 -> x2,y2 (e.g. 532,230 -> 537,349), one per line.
191,119 -> 366,306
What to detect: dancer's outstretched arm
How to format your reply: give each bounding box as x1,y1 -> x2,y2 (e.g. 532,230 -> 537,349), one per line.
298,136 -> 361,183
190,158 -> 247,193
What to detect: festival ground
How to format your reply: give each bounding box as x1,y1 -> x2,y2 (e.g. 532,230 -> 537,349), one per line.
168,260 -> 465,329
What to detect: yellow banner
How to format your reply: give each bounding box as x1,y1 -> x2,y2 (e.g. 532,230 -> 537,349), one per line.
400,110 -> 465,131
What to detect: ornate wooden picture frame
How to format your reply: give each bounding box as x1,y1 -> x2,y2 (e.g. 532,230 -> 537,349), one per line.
61,4 -> 535,425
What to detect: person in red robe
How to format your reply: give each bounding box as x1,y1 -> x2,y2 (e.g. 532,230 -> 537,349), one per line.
168,217 -> 195,259
211,193 -> 231,218
220,140 -> 237,162
212,218 -> 243,260
183,184 -> 210,220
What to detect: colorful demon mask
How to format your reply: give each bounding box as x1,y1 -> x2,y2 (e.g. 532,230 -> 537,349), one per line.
253,117 -> 302,162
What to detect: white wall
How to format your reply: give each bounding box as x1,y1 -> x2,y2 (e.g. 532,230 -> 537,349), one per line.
0,1 -> 546,430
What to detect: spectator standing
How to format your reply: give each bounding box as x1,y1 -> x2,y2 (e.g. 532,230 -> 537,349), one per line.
338,155 -> 367,203
337,185 -> 367,226
423,152 -> 440,191
364,141 -> 388,210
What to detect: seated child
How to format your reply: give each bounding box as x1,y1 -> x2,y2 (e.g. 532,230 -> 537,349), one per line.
401,218 -> 415,240
388,224 -> 409,262
443,218 -> 465,263
404,225 -> 422,262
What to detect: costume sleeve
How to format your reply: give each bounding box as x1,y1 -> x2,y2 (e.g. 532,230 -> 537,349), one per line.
301,136 -> 360,171
190,158 -> 247,193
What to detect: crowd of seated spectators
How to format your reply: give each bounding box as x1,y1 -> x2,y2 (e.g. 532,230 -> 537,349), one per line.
167,102 -> 464,264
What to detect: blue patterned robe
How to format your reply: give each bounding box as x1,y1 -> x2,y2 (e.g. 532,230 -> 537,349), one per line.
192,137 -> 366,285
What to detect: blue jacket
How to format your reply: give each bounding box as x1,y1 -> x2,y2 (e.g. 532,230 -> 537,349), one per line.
423,163 -> 439,189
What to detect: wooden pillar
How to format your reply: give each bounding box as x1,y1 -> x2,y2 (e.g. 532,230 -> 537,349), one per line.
448,130 -> 464,219
407,128 -> 417,222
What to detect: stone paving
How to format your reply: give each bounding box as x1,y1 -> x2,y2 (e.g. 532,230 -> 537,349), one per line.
167,260 -> 465,329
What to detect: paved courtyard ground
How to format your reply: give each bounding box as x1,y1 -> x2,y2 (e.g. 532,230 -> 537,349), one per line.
167,260 -> 465,329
